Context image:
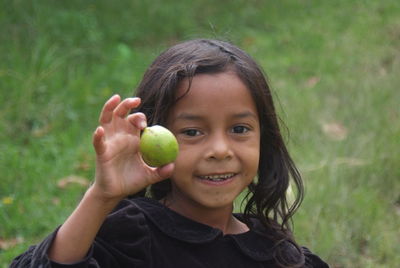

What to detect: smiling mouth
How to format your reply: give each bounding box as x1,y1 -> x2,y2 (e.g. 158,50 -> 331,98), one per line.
198,173 -> 236,182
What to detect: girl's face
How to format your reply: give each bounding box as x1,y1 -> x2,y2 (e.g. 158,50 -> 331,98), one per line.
166,71 -> 260,211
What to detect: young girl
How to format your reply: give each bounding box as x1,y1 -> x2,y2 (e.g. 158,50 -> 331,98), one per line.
11,39 -> 328,267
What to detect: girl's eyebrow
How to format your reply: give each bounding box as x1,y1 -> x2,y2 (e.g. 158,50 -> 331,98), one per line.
175,111 -> 258,121
232,111 -> 258,120
175,113 -> 204,121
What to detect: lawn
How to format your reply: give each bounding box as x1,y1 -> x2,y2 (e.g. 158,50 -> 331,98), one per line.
1,1 -> 399,267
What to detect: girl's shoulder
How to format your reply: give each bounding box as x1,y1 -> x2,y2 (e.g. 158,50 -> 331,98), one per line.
302,246 -> 330,268
234,214 -> 329,267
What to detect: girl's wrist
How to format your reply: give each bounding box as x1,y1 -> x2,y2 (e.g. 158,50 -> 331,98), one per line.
85,185 -> 123,209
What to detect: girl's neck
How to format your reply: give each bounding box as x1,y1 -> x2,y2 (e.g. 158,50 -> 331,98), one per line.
162,195 -> 249,235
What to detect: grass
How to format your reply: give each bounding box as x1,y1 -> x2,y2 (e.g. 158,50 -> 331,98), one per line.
1,0 -> 399,267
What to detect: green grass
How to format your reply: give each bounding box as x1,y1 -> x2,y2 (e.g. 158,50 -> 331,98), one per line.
1,1 -> 399,267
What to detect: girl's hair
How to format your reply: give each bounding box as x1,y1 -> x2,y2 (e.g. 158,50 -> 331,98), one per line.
132,39 -> 305,267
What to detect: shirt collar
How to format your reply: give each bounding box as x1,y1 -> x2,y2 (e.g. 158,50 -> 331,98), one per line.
131,197 -> 276,261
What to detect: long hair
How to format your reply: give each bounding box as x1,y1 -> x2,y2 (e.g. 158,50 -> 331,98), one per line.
132,39 -> 305,267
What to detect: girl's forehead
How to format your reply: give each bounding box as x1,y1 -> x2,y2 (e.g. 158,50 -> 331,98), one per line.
170,72 -> 258,119
176,72 -> 248,97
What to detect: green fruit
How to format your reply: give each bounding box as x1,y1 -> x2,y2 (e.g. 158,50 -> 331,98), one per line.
139,125 -> 179,167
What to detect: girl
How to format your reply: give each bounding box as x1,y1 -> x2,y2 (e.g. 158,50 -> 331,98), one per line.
11,39 -> 328,267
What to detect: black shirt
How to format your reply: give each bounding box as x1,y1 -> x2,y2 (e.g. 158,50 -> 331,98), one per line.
10,197 -> 329,267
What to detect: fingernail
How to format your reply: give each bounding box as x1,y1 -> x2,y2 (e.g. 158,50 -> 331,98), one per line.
95,126 -> 102,135
140,121 -> 147,129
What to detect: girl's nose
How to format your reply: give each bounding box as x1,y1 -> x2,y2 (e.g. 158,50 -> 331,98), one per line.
206,133 -> 233,161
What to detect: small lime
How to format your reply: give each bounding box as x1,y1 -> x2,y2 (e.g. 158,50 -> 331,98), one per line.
139,125 -> 179,167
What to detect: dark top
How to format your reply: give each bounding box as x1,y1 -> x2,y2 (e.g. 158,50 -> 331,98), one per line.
10,197 -> 329,268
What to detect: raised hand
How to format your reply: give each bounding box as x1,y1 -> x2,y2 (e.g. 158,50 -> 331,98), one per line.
91,95 -> 174,201
47,95 -> 175,263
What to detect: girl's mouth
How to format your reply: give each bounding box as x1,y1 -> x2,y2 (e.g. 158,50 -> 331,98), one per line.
197,173 -> 236,183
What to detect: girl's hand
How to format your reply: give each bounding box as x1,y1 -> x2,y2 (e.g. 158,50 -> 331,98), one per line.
91,95 -> 174,202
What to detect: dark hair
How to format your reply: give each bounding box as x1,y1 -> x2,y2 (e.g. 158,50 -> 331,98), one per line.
132,39 -> 305,267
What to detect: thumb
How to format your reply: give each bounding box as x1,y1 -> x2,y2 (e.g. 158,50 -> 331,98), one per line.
155,163 -> 175,179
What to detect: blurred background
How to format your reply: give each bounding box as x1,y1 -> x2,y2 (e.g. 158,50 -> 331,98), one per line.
1,0 -> 399,267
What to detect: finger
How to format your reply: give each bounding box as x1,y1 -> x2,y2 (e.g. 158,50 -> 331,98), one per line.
113,97 -> 141,119
156,163 -> 175,180
92,126 -> 106,155
127,112 -> 147,134
99,94 -> 121,125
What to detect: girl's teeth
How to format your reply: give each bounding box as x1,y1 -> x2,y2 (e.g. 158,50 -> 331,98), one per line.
200,173 -> 235,181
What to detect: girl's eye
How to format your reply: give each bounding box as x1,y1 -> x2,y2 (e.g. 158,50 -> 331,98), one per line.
232,125 -> 249,134
183,129 -> 201,137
